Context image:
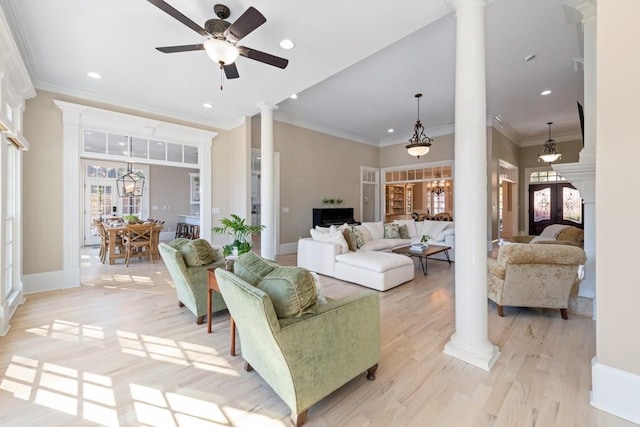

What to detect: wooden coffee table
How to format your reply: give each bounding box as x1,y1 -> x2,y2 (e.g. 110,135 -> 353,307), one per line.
393,244 -> 452,275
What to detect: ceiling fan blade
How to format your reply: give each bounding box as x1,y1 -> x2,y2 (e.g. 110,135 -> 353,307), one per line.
238,46 -> 289,69
156,44 -> 204,53
147,0 -> 210,37
224,7 -> 266,44
223,63 -> 240,79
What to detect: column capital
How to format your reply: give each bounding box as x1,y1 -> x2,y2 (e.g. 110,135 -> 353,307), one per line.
564,0 -> 596,23
446,0 -> 487,12
257,103 -> 278,114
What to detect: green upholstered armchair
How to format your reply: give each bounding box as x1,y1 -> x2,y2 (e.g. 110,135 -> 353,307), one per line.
488,243 -> 586,319
214,267 -> 381,426
158,240 -> 227,324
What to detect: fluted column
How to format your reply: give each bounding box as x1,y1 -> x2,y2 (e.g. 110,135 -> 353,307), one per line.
260,104 -> 276,260
444,0 -> 500,371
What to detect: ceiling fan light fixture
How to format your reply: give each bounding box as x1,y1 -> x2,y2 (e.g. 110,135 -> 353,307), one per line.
204,38 -> 239,65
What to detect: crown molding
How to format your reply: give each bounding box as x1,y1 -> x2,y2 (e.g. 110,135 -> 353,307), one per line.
273,111 -> 379,146
491,115 -> 523,144
520,130 -> 582,147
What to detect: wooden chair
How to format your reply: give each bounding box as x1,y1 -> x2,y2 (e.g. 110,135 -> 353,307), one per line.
94,221 -> 123,264
123,223 -> 155,267
434,212 -> 452,221
175,222 -> 188,238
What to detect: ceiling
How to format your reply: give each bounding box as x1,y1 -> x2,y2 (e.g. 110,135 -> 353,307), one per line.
2,0 -> 584,148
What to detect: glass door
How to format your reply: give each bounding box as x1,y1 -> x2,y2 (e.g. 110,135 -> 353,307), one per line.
85,180 -> 117,246
528,182 -> 583,235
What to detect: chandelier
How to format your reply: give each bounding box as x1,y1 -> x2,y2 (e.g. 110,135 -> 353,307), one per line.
538,122 -> 562,163
406,93 -> 433,158
427,178 -> 450,196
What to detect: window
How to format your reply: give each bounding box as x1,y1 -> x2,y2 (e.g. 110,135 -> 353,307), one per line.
530,171 -> 566,182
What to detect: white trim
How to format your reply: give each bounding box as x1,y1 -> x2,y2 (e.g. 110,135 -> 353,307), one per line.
274,112 -> 378,146
56,100 -> 217,289
520,130 -> 583,147
23,270 -> 67,294
591,359 -> 640,425
360,166 -> 380,223
492,115 -> 522,144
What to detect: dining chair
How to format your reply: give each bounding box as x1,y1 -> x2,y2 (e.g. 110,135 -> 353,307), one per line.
123,223 -> 155,267
94,220 -> 123,264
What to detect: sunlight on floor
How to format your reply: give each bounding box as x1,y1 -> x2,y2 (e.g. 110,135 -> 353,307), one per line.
25,319 -> 106,347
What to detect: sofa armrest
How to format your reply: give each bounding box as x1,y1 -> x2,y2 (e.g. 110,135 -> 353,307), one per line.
297,237 -> 341,276
487,256 -> 505,279
509,235 -> 534,244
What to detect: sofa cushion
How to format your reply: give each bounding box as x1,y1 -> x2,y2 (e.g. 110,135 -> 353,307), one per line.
233,251 -> 278,286
359,240 -> 394,251
336,251 -> 413,273
179,239 -> 218,266
362,221 -> 384,239
384,223 -> 401,239
394,219 -> 418,237
258,267 -> 318,318
354,224 -> 372,242
310,228 -> 349,253
433,225 -> 455,241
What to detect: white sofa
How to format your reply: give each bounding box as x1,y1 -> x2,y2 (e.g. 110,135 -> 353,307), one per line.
297,220 -> 455,291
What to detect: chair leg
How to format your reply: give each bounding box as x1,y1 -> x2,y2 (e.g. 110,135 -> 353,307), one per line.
366,363 -> 378,381
497,305 -> 504,317
178,301 -> 185,307
291,409 -> 308,427
560,308 -> 568,320
196,315 -> 206,325
244,362 -> 253,372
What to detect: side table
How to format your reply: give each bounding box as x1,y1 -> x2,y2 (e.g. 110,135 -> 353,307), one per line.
207,268 -> 236,356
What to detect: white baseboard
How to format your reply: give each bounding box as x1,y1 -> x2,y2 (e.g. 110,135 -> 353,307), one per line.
279,242 -> 298,255
591,358 -> 640,424
23,270 -> 77,294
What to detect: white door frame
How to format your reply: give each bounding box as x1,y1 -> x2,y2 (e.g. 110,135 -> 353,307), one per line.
56,100 -> 216,289
360,166 -> 380,222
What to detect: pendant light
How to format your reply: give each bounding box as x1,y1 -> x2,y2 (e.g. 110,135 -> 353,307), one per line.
406,93 -> 433,159
538,122 -> 562,163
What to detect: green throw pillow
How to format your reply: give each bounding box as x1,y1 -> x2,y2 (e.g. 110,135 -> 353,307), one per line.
399,224 -> 410,239
258,267 -> 318,318
343,228 -> 358,252
169,238 -> 190,250
233,252 -> 279,286
350,226 -> 365,248
384,223 -> 401,239
179,239 -> 216,266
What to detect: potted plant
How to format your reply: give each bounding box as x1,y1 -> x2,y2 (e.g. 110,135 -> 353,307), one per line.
212,214 -> 266,257
123,214 -> 139,224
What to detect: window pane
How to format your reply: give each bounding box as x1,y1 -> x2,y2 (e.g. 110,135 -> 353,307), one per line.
184,146 -> 198,164
563,187 -> 582,224
149,140 -> 166,160
533,187 -> 551,222
130,137 -> 148,159
108,134 -> 129,156
84,131 -> 107,154
167,143 -> 182,162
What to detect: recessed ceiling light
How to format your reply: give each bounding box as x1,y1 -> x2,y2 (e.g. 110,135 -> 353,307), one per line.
87,71 -> 102,79
280,39 -> 295,50
290,94 -> 297,99
541,90 -> 552,96
203,103 -> 213,109
156,142 -> 164,146
85,131 -> 92,135
387,128 -> 394,133
118,142 -> 126,146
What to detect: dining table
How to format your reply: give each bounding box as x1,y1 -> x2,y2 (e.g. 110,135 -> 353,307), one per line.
103,222 -> 163,265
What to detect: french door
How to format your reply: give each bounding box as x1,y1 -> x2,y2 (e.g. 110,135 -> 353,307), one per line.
84,180 -> 117,245
528,182 -> 583,235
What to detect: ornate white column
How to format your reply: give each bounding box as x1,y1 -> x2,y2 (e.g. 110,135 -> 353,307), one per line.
260,104 -> 276,260
444,0 -> 500,371
555,0 -> 596,305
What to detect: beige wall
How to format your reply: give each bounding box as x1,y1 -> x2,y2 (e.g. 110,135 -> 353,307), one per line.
596,0 -> 640,376
252,118 -> 379,245
149,165 -> 198,233
22,89 -> 226,275
378,133 -> 455,168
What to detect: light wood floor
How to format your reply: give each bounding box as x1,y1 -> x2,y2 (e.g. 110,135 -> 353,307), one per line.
0,247 -> 635,427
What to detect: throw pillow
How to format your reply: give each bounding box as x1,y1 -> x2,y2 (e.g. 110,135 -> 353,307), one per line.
309,271 -> 328,304
169,238 -> 190,250
258,267 -> 318,318
233,251 -> 279,286
399,224 -> 410,239
350,226 -> 365,248
394,219 -> 418,237
343,228 -> 358,252
179,239 -> 216,266
384,222 -> 401,239
354,225 -> 372,242
310,229 -> 349,253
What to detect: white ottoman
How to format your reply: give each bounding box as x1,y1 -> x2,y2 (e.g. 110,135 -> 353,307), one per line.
334,251 -> 415,291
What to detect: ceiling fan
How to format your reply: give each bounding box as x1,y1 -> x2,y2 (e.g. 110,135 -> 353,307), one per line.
147,0 -> 289,88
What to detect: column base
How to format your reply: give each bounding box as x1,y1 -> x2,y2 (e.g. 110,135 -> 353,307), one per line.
443,332 -> 501,371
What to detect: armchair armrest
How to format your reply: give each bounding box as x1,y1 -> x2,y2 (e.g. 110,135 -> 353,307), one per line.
487,256 -> 505,280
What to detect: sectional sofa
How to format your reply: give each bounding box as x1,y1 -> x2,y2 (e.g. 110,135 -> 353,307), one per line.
297,220 -> 455,291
